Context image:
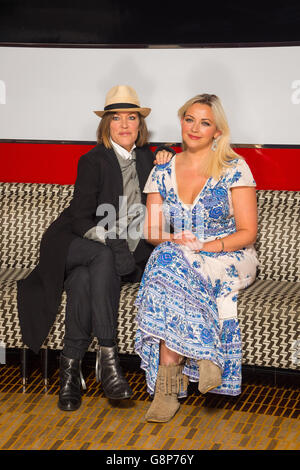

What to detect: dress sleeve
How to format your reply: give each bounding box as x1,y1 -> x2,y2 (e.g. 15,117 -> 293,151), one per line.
229,158 -> 256,188
143,167 -> 160,193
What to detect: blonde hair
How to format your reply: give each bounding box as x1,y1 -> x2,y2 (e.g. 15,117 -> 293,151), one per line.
96,112 -> 149,148
178,94 -> 241,179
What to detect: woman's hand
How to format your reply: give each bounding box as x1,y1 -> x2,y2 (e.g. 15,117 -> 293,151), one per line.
154,150 -> 173,165
173,231 -> 203,251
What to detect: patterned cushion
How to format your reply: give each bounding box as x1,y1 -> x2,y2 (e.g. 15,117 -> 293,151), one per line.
59,184 -> 74,213
0,183 -> 299,371
0,277 -> 24,348
238,279 -> 300,369
256,191 -> 300,282
0,183 -> 62,269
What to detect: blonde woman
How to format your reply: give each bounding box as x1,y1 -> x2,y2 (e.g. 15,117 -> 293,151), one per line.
135,93 -> 258,422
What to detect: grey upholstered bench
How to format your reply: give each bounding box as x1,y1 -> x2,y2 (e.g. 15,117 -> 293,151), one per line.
0,183 -> 299,387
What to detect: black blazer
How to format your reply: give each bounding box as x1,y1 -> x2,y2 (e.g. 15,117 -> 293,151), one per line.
17,143 -> 155,353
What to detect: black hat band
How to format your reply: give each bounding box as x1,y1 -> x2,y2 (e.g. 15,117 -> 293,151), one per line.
104,103 -> 141,111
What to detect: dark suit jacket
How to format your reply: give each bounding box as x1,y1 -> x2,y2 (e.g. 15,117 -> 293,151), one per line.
17,143 -> 155,353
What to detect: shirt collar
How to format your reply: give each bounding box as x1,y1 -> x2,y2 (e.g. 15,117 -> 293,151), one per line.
110,139 -> 136,160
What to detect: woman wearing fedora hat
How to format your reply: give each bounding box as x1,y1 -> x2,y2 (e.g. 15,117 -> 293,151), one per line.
135,93 -> 258,422
17,85 -> 173,411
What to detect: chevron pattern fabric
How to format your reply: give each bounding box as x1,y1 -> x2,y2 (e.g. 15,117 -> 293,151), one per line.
0,183 -> 62,269
255,191 -> 300,282
0,183 -> 299,371
238,279 -> 300,369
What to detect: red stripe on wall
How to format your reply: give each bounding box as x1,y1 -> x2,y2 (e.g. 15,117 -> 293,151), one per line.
0,143 -> 94,185
0,142 -> 299,190
236,147 -> 300,192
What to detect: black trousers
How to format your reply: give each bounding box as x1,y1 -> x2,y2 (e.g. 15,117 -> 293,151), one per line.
63,237 -> 146,360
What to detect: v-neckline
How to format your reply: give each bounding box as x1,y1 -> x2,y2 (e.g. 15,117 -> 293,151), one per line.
172,155 -> 210,210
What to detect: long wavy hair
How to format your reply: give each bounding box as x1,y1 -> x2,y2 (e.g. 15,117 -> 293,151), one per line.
178,94 -> 241,179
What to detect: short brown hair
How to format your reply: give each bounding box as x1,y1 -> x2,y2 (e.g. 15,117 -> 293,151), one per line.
96,112 -> 149,148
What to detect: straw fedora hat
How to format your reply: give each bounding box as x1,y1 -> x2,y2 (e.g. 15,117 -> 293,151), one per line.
94,85 -> 151,118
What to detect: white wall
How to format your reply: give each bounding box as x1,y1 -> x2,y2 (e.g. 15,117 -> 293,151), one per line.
0,46 -> 300,144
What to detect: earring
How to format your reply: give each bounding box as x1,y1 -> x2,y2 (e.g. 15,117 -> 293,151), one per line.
212,138 -> 218,151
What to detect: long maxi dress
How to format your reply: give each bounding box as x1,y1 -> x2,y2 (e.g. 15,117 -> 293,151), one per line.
135,156 -> 258,396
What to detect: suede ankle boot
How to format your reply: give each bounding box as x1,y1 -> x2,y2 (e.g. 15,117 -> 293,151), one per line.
197,359 -> 222,394
145,364 -> 188,423
58,354 -> 86,411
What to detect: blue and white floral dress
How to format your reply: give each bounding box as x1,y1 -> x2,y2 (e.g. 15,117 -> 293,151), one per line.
135,156 -> 258,396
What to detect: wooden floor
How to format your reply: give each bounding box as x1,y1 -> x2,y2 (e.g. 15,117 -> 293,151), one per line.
0,351 -> 299,453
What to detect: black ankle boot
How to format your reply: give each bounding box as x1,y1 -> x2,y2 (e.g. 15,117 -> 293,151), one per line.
96,346 -> 133,400
58,354 -> 86,411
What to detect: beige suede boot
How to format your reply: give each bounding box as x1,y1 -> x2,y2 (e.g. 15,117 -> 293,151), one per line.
145,364 -> 188,423
197,359 -> 222,394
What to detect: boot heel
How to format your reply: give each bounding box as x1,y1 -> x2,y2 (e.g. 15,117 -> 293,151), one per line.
95,350 -> 100,383
79,361 -> 87,390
